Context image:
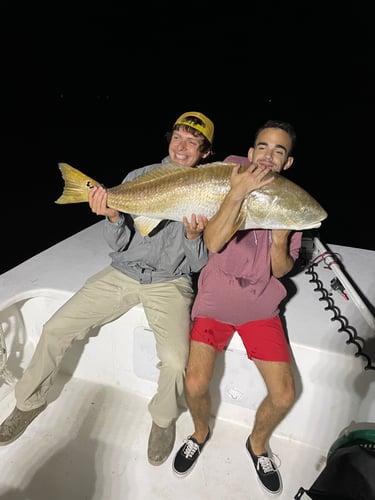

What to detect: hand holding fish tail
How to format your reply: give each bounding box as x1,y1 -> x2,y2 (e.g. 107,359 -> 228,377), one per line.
183,214 -> 208,240
88,186 -> 121,223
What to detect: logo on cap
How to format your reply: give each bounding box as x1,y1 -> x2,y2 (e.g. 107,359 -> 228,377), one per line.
174,111 -> 214,144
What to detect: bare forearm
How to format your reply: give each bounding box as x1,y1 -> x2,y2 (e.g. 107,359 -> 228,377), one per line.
270,231 -> 294,277
204,192 -> 244,252
205,163 -> 275,253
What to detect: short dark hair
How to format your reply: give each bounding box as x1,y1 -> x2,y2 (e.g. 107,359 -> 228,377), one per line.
255,120 -> 296,155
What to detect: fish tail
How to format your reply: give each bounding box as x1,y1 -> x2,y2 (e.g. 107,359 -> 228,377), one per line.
55,163 -> 101,204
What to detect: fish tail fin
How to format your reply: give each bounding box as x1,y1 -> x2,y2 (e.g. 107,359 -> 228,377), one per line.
55,163 -> 101,204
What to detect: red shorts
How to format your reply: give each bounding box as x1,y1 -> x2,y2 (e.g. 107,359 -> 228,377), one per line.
190,316 -> 291,362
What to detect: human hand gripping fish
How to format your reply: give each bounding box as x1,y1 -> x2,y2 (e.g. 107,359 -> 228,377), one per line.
230,163 -> 274,201
88,185 -> 120,223
183,214 -> 209,240
89,179 -> 208,238
203,163 -> 275,249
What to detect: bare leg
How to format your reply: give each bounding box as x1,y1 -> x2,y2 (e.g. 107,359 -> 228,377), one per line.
249,359 -> 295,454
184,340 -> 217,443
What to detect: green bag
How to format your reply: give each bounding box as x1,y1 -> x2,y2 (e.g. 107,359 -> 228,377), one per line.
295,428 -> 375,500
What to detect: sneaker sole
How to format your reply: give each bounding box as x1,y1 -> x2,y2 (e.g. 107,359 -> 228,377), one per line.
172,458 -> 199,478
0,404 -> 47,446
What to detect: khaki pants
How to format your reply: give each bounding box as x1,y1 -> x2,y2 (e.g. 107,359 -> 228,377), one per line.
15,266 -> 194,427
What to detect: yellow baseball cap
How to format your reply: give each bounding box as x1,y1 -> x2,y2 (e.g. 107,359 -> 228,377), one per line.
174,111 -> 214,144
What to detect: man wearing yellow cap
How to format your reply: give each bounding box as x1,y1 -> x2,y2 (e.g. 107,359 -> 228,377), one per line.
0,111 -> 214,467
173,111 -> 214,145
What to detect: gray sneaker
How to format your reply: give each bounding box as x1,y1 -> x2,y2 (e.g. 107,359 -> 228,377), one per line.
147,421 -> 176,466
0,404 -> 47,445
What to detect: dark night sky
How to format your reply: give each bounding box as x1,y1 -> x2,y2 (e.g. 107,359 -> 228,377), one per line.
1,4 -> 374,275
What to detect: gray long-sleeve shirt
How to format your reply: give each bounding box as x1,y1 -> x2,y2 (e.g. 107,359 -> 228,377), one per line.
103,157 -> 209,284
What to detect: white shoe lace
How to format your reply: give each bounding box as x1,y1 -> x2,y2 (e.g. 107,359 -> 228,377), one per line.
183,438 -> 200,459
257,456 -> 274,473
256,453 -> 281,474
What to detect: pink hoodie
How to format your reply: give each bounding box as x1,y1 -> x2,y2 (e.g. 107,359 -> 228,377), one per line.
191,155 -> 302,325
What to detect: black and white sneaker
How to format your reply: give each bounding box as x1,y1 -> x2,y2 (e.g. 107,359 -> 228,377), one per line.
246,437 -> 282,496
172,429 -> 210,477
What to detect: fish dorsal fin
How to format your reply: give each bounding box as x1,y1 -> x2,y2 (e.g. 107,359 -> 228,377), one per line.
129,161 -> 235,186
134,215 -> 163,237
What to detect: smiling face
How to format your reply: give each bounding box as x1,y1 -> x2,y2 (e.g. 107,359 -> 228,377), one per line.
168,127 -> 211,168
248,127 -> 294,174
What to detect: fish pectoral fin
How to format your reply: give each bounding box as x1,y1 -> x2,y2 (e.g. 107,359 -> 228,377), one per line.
134,216 -> 163,237
226,207 -> 247,242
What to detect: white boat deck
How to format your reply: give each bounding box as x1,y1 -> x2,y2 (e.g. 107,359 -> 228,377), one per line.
0,221 -> 374,499
0,375 -> 327,500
